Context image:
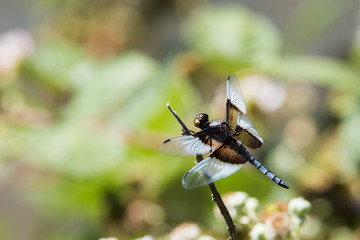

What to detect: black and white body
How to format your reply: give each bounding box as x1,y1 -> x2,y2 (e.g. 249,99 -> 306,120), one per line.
161,75 -> 289,190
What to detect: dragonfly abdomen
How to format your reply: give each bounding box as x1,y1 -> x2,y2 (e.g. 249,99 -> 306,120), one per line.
240,144 -> 289,189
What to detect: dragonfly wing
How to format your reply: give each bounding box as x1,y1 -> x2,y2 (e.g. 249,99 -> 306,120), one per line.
182,156 -> 243,189
182,139 -> 247,189
225,74 -> 247,129
161,135 -> 214,156
225,75 -> 263,149
236,113 -> 263,149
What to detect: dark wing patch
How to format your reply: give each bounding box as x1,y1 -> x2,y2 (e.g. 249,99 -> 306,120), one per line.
226,75 -> 246,115
236,128 -> 263,149
211,138 -> 248,164
226,99 -> 241,129
225,75 -> 263,149
225,74 -> 246,128
235,113 -> 263,148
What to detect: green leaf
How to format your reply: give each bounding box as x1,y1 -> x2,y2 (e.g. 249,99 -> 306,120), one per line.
24,124 -> 126,178
339,113 -> 360,175
183,4 -> 281,73
269,55 -> 359,90
64,51 -> 159,122
21,41 -> 86,90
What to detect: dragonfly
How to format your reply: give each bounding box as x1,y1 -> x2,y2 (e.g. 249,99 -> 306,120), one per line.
161,75 -> 289,189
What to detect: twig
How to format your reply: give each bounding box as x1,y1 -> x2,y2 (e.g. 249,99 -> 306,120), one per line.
167,103 -> 238,240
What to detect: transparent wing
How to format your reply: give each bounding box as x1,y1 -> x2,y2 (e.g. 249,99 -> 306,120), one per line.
227,74 -> 246,114
161,135 -> 213,156
225,74 -> 263,148
236,113 -> 263,149
225,74 -> 247,128
182,156 -> 243,189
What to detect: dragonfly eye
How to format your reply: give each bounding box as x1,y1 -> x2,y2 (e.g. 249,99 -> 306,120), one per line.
194,113 -> 209,129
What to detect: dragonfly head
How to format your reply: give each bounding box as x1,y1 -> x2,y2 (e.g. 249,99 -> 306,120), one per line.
194,113 -> 209,129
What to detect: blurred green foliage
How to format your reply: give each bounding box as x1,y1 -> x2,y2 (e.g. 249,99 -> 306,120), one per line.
0,0 -> 360,239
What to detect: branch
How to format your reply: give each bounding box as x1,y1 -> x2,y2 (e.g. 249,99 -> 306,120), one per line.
167,103 -> 238,240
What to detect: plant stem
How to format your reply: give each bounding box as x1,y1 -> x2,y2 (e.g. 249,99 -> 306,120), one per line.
167,103 -> 238,240
196,155 -> 238,240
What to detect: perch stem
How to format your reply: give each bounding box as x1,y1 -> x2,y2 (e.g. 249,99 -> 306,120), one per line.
167,103 -> 238,240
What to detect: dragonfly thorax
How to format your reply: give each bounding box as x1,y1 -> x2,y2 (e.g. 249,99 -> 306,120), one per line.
209,120 -> 234,141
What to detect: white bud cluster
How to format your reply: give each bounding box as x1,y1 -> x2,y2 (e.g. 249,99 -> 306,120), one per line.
221,193 -> 312,240
288,197 -> 311,217
169,222 -> 201,240
134,236 -> 155,240
288,197 -> 312,238
198,235 -> 216,240
0,29 -> 34,76
222,192 -> 259,228
249,223 -> 269,240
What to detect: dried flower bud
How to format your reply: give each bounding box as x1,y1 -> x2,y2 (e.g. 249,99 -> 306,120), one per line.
264,212 -> 291,238
260,201 -> 288,222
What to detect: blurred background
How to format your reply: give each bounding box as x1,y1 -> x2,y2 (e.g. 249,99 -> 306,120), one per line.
1,0 -> 360,239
